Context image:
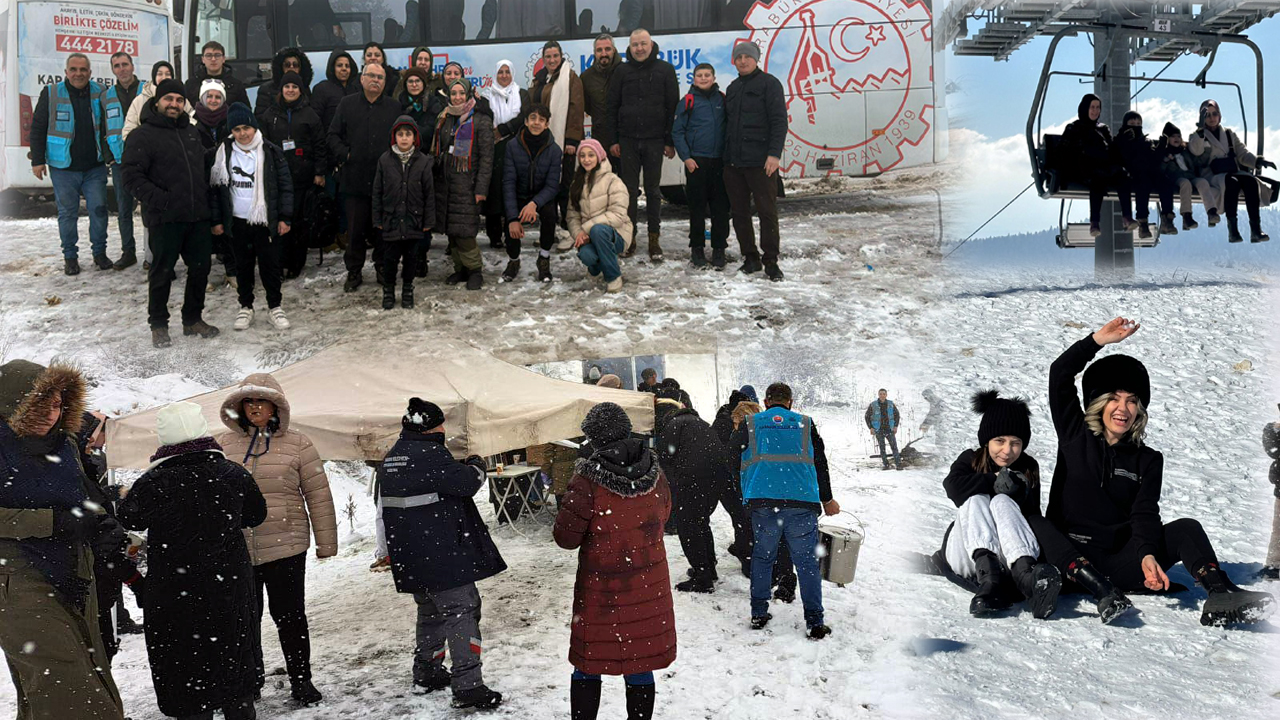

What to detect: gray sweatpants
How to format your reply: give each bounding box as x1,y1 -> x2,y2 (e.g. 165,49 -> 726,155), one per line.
1267,497 -> 1280,568
413,583 -> 484,694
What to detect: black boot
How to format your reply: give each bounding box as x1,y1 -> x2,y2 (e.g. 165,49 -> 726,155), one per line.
570,678 -> 602,720
501,259 -> 520,282
970,549 -> 1012,615
536,255 -> 552,282
412,668 -> 451,695
675,571 -> 716,593
625,682 -> 655,720
382,283 -> 395,310
1069,559 -> 1135,624
1195,562 -> 1276,626
773,573 -> 796,603
445,267 -> 468,285
1226,216 -> 1244,243
1138,221 -> 1152,239
401,282 -> 414,309
1249,215 -> 1270,243
690,247 -> 707,267
290,678 -> 322,705
710,248 -> 726,269
451,685 -> 503,709
1010,556 -> 1062,620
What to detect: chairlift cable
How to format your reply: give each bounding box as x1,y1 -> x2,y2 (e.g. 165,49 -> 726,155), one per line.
943,181 -> 1036,259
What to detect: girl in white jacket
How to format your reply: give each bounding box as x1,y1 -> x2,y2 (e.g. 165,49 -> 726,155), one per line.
565,139 -> 632,293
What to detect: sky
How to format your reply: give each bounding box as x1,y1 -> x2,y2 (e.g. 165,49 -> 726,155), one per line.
939,4 -> 1280,247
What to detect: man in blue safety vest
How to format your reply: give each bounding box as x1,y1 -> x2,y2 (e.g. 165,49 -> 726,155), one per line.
730,382 -> 840,639
30,53 -> 112,276
865,388 -> 903,470
101,51 -> 142,270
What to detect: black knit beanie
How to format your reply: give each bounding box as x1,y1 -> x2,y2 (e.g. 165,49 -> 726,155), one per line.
1082,355 -> 1151,408
581,402 -> 631,444
1163,121 -> 1181,138
972,390 -> 1032,448
402,397 -> 445,433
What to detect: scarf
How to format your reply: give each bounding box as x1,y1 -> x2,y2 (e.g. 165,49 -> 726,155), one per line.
210,131 -> 269,225
149,435 -> 224,464
195,101 -> 228,128
486,60 -> 522,126
545,61 -> 574,149
522,127 -> 550,156
393,144 -> 415,166
434,96 -> 477,172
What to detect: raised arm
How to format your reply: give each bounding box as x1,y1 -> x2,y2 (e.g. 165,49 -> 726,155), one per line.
1050,318 -> 1140,440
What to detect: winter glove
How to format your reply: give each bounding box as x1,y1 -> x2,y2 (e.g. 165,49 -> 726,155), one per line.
993,468 -> 1028,501
464,455 -> 488,474
1258,157 -> 1277,170
51,508 -> 98,543
91,516 -> 127,559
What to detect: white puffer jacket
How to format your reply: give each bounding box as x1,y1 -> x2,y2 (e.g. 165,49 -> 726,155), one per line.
565,157 -> 633,251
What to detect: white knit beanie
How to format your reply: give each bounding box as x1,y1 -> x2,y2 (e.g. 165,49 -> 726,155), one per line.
199,78 -> 226,104
155,401 -> 210,446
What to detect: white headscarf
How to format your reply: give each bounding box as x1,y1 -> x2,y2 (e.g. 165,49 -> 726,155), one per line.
486,59 -> 523,127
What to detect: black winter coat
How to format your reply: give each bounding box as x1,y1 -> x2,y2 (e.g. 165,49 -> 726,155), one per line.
253,48 -> 315,119
1061,118 -> 1123,182
327,92 -> 403,197
210,137 -> 296,236
376,432 -> 506,594
121,101 -> 217,229
261,98 -> 329,216
1046,335 -> 1166,559
184,65 -> 251,109
724,69 -> 788,168
310,50 -> 360,133
373,149 -> 436,242
1116,125 -> 1166,183
116,450 -> 266,718
503,129 -> 561,220
432,109 -> 494,238
943,449 -> 1042,518
655,407 -> 729,516
606,51 -> 679,144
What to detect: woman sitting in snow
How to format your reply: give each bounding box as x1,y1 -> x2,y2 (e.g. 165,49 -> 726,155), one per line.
1035,317 -> 1275,626
935,390 -> 1063,619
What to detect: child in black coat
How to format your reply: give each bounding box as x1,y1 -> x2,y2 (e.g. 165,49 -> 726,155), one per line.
373,116 -> 435,309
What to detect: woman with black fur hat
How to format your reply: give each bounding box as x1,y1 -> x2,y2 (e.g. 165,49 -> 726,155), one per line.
1039,317 -> 1275,626
936,389 -> 1062,619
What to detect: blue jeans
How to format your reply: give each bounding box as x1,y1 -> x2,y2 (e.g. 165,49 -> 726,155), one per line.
876,431 -> 901,467
577,224 -> 625,282
572,669 -> 654,686
50,165 -> 109,259
110,163 -> 136,255
750,507 -> 824,626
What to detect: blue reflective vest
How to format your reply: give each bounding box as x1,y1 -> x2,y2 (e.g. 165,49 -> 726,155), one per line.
102,80 -> 142,160
869,400 -> 897,433
44,81 -> 105,169
741,407 -> 819,504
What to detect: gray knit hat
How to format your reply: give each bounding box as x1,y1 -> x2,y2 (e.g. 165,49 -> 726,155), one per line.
581,402 -> 631,444
732,41 -> 761,62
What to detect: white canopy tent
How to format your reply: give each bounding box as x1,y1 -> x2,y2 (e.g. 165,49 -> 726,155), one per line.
106,341 -> 656,469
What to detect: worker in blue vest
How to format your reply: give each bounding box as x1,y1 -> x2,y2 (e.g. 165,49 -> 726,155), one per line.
729,382 -> 840,639
865,388 -> 903,470
30,53 -> 112,276
101,51 -> 142,270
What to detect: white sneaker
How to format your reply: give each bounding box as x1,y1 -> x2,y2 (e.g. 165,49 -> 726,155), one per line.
555,227 -> 575,252
226,276 -> 238,290
233,307 -> 254,331
605,276 -> 624,293
268,307 -> 291,330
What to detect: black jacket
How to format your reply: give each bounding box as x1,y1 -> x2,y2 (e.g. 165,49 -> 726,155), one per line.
328,91 -> 403,197
373,145 -> 436,242
1061,119 -> 1122,182
121,101 -> 217,229
502,129 -> 561,220
1116,125 -> 1165,183
184,64 -> 252,109
253,48 -> 315,119
116,450 -> 266,718
260,97 -> 330,216
711,391 -> 751,445
30,81 -> 104,171
724,69 -> 788,168
605,49 -> 679,144
310,50 -> 360,133
943,449 -> 1042,518
376,432 -> 507,594
210,136 -> 296,236
655,407 -> 730,515
728,405 -> 834,511
1046,335 -> 1165,559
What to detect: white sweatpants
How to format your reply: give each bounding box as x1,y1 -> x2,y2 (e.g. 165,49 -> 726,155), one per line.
944,494 -> 1039,579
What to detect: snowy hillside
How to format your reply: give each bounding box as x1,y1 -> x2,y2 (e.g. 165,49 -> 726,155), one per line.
907,270 -> 1280,718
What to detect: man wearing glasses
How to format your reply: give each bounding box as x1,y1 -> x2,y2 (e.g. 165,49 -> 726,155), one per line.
184,41 -> 251,108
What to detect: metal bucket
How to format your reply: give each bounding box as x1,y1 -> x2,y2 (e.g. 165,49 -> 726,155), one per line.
819,517 -> 865,587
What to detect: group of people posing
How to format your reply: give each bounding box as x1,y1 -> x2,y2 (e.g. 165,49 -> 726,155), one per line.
1059,93 -> 1275,243
929,318 -> 1276,628
31,30 -> 794,349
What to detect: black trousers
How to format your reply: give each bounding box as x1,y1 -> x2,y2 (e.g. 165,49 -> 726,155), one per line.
148,221 -> 212,329
414,232 -> 433,273
230,219 -> 283,310
673,481 -> 721,578
555,152 -> 575,229
1131,175 -> 1175,220
343,196 -> 384,275
723,165 -> 780,263
502,201 -> 559,260
252,552 -> 312,686
382,239 -> 418,288
618,137 -> 665,235
685,157 -> 730,249
1077,169 -> 1132,225
1031,515 -> 1218,593
717,476 -> 752,562
1224,174 -> 1263,224
95,578 -> 122,659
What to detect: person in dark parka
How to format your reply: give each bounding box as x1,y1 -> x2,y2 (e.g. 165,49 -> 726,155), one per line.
375,398 -> 505,710
253,47 -> 314,120
500,103 -> 561,282
1114,110 -> 1177,238
261,71 -> 331,278
117,401 -> 267,720
554,402 -> 674,720
1059,93 -> 1134,236
310,50 -> 360,135
430,79 -> 495,290
373,116 -> 435,309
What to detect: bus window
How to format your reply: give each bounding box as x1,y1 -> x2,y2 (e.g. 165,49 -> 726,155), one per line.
288,0 -> 350,49
194,0 -> 272,60
577,0 -> 716,36
426,0 -> 566,42
320,0 -> 415,47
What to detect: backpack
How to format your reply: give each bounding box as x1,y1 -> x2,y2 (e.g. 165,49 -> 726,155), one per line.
303,189 -> 339,250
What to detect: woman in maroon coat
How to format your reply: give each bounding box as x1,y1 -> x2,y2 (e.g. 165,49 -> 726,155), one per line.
554,402 -> 676,720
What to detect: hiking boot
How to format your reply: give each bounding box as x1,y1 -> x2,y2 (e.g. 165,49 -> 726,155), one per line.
451,685 -> 502,710
151,327 -> 171,348
466,271 -> 483,290
412,669 -> 451,695
268,307 -> 290,330
401,283 -> 414,309
233,307 -> 254,331
1196,562 -> 1275,626
806,624 -> 832,640
445,268 -> 468,285
382,284 -> 395,310
65,258 -> 81,275
1207,209 -> 1221,226
1069,558 -> 1136,624
1158,215 -> 1177,236
710,248 -> 726,269
1010,556 -> 1062,620
343,273 -> 362,292
1137,221 -> 1152,239
1227,216 -> 1244,243
690,247 -> 707,267
93,253 -> 114,270
113,253 -> 137,270
182,320 -> 220,339
749,613 -> 772,630
290,679 -> 322,706
1181,213 -> 1198,231
605,276 -> 624,293
500,259 -> 520,282
739,255 -> 762,274
1250,223 -> 1270,243
764,262 -> 784,281
536,255 -> 552,283
970,549 -> 1013,616
648,232 -> 663,261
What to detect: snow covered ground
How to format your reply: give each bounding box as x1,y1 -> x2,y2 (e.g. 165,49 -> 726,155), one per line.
906,269 -> 1280,719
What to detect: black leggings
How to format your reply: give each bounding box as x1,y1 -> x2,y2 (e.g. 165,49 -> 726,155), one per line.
1224,174 -> 1263,224
1030,515 -> 1218,592
253,553 -> 312,686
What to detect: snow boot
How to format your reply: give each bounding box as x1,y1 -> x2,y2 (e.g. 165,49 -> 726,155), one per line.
1159,213 -> 1177,235
451,685 -> 503,709
151,327 -> 171,349
445,268 -> 468,285
1069,559 -> 1135,624
675,573 -> 715,593
182,320 -> 220,339
500,259 -> 520,282
1207,208 -> 1221,226
773,573 -> 797,603
290,679 -> 322,705
1010,556 -> 1062,620
467,271 -> 484,290
536,255 -> 552,282
750,612 -> 772,630
1088,223 -> 1101,238
1181,213 -> 1198,230
625,682 -> 655,720
739,255 -> 762,274
710,248 -> 726,269
648,232 -> 663,261
1195,562 -> 1276,626
1138,221 -> 1152,239
806,624 -> 832,641
970,549 -> 1013,616
343,272 -> 362,292
412,669 -> 451,695
1249,220 -> 1270,243
64,257 -> 81,275
1121,215 -> 1137,231
401,282 -> 414,309
570,678 -> 602,720
113,253 -> 137,270
1226,216 -> 1244,243
690,247 -> 707,268
382,284 -> 395,310
93,253 -> 114,270
764,262 -> 784,281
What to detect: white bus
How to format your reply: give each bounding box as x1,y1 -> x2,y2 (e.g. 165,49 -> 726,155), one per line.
182,0 -> 947,190
0,0 -> 173,192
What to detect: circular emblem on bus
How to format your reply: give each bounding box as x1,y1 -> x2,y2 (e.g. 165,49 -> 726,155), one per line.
742,0 -> 935,175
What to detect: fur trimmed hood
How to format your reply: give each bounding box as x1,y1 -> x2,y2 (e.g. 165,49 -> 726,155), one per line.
575,437 -> 660,498
220,372 -> 292,435
0,360 -> 85,437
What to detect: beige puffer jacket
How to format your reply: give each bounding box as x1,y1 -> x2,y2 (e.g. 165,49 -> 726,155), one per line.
566,157 -> 633,251
216,373 -> 338,566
